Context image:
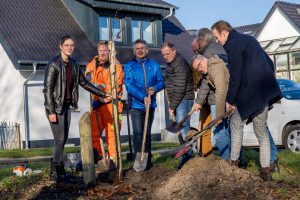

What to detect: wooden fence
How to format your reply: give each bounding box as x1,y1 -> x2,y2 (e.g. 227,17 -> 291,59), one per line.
0,121 -> 22,149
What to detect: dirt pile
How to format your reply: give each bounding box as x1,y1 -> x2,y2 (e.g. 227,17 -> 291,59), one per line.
154,155 -> 270,200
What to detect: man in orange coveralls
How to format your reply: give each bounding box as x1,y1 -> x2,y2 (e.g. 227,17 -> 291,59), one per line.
85,40 -> 124,162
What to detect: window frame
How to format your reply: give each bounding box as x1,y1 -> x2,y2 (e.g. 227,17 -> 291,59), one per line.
131,18 -> 155,46
99,15 -> 125,44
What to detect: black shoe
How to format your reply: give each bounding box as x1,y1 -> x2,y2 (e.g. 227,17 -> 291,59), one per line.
260,167 -> 273,181
238,159 -> 248,169
177,154 -> 192,170
270,159 -> 280,173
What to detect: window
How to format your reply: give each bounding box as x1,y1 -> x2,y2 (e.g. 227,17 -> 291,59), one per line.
275,54 -> 288,79
142,21 -> 153,44
131,20 -> 154,44
99,17 -> 109,41
99,16 -> 123,42
132,20 -> 140,43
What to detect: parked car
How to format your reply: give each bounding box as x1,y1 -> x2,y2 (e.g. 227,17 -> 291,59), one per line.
243,79 -> 300,153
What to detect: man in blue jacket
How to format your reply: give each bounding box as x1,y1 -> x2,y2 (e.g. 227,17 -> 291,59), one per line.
211,20 -> 282,181
124,39 -> 165,170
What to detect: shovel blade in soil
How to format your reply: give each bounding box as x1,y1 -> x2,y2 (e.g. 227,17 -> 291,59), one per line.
133,152 -> 148,172
165,122 -> 185,133
175,146 -> 192,159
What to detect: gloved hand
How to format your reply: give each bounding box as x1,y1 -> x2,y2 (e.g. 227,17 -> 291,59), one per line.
91,100 -> 102,110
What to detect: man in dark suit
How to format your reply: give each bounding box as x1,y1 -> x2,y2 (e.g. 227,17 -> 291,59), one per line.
211,20 -> 282,181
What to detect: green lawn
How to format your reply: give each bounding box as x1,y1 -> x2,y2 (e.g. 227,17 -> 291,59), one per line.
0,142 -> 179,158
1,146 -> 299,198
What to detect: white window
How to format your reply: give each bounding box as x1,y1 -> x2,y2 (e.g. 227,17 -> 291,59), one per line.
142,21 -> 153,44
132,20 -> 140,43
99,16 -> 109,41
131,20 -> 153,44
99,16 -> 123,42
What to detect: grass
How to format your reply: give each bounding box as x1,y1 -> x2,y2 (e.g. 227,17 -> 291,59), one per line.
0,142 -> 179,158
244,148 -> 300,186
1,146 -> 299,198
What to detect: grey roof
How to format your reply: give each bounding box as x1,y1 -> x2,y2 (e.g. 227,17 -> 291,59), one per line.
277,1 -> 300,29
0,0 -> 96,66
0,0 -> 192,68
234,23 -> 262,37
163,15 -> 194,62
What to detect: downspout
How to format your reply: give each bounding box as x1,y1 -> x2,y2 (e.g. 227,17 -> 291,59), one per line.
163,7 -> 175,20
23,62 -> 37,149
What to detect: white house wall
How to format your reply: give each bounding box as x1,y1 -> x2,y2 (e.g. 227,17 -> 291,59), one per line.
26,72 -> 166,145
258,8 -> 300,41
0,43 -> 25,141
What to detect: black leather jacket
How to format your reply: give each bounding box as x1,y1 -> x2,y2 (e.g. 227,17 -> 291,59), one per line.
43,55 -> 106,115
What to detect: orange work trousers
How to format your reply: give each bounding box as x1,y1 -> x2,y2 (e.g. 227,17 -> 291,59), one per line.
90,103 -> 122,158
198,102 -> 213,156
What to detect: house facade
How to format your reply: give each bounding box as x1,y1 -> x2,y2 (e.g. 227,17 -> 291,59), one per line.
235,1 -> 300,82
0,0 -> 193,148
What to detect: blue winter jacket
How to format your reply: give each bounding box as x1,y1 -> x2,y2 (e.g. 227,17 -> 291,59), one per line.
124,58 -> 165,110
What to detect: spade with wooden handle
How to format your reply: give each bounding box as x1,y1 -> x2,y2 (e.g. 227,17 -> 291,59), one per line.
165,107 -> 197,134
133,93 -> 151,172
174,109 -> 233,159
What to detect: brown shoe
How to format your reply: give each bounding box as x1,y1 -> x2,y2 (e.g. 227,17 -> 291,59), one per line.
228,159 -> 239,166
260,167 -> 273,181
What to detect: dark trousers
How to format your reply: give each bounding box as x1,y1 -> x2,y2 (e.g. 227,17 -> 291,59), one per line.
130,108 -> 155,162
48,104 -> 71,164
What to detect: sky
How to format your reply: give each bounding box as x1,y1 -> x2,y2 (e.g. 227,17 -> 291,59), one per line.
164,0 -> 300,30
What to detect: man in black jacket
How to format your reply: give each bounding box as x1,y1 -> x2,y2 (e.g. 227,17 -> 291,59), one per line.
211,21 -> 282,181
161,42 -> 195,169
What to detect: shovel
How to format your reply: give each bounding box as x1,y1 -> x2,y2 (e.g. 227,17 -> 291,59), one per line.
133,94 -> 151,172
94,111 -> 115,171
165,107 -> 196,134
174,109 -> 233,159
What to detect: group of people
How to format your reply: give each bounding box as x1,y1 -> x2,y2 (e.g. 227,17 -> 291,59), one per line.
43,19 -> 282,184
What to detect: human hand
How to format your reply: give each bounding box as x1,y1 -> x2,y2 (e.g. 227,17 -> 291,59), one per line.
169,108 -> 174,117
49,114 -> 57,123
144,96 -> 151,106
105,93 -> 112,99
226,102 -> 236,113
192,103 -> 202,111
147,87 -> 155,96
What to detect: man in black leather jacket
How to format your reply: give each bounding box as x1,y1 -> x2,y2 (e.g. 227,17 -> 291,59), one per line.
43,35 -> 110,184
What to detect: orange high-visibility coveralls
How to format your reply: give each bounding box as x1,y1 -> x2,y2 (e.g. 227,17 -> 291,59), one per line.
86,57 -> 124,158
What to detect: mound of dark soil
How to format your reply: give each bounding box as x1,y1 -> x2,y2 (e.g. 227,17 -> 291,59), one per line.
154,155 -> 273,200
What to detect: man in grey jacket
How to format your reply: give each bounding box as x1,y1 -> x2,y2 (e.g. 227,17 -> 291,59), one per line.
192,54 -> 231,160
192,28 -> 231,159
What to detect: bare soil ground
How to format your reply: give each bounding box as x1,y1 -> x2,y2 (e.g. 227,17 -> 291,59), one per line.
2,155 -> 299,200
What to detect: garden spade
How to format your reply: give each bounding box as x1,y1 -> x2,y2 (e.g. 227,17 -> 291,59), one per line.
166,107 -> 197,134
94,111 -> 115,171
174,109 -> 233,159
133,94 -> 151,172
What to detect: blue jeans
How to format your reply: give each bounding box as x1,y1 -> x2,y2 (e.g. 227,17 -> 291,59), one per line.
210,105 -> 231,160
175,99 -> 194,140
268,127 -> 278,162
130,108 -> 155,163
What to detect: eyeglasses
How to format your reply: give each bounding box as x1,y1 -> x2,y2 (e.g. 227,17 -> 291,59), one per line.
62,44 -> 75,48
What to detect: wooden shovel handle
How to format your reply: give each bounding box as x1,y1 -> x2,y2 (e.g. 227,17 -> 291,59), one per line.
141,94 -> 151,156
177,107 -> 196,127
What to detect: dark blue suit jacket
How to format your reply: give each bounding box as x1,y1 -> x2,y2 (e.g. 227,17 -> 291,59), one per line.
224,30 -> 282,120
